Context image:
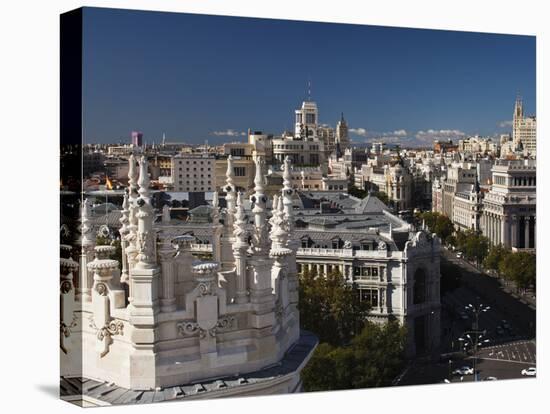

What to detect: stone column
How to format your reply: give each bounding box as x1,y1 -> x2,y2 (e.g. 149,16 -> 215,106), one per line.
77,199 -> 94,302
502,216 -> 509,248
496,216 -> 501,245
158,232 -> 177,312
511,215 -> 518,248
525,216 -> 530,249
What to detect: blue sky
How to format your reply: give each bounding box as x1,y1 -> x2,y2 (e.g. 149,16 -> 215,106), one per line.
82,7 -> 536,146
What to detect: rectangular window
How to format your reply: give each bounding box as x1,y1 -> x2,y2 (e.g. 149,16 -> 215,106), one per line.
234,167 -> 246,176
230,148 -> 245,157
359,288 -> 379,307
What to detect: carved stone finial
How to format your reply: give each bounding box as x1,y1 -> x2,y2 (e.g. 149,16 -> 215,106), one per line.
250,156 -> 268,252
118,192 -> 130,236
211,191 -> 220,224
233,192 -> 247,248
281,157 -> 294,235
225,156 -> 236,228
79,198 -> 94,247
134,156 -> 156,269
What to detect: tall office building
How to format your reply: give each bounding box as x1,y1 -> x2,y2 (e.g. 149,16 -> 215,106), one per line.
512,96 -> 536,154
131,130 -> 143,147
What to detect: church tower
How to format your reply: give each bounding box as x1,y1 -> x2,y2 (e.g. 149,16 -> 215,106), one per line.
335,112 -> 349,156
513,94 -> 524,146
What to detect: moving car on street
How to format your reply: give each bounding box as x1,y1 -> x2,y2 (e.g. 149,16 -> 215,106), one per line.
521,367 -> 536,376
453,366 -> 474,375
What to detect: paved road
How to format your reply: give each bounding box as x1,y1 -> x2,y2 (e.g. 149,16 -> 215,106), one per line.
446,249 -> 536,309
398,252 -> 536,387
399,340 -> 536,385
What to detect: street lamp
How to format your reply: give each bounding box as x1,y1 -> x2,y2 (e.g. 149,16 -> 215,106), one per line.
464,303 -> 490,331
458,333 -> 490,382
458,302 -> 492,382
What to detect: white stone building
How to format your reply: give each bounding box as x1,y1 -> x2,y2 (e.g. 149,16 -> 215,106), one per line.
481,159 -> 536,250
60,155 -> 316,405
292,192 -> 441,357
452,184 -> 482,231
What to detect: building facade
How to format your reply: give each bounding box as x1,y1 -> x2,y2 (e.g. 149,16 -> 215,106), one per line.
292,192 -> 441,357
481,159 -> 536,250
171,153 -> 216,192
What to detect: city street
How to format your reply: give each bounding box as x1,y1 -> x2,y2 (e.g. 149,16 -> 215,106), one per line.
398,250 -> 536,386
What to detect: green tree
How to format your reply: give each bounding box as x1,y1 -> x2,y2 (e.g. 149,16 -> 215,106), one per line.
499,252 -> 536,293
434,215 -> 454,242
299,268 -> 370,346
461,230 -> 489,266
301,321 -> 407,391
484,245 -> 509,272
299,343 -> 338,391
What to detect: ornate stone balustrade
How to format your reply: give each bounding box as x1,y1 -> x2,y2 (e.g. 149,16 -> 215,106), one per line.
190,243 -> 213,252
297,247 -> 399,259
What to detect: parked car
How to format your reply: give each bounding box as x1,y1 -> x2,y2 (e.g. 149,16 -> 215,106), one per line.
453,366 -> 474,375
456,252 -> 463,258
483,376 -> 498,381
521,367 -> 536,376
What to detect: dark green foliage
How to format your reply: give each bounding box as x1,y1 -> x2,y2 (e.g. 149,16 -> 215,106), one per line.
301,321 -> 407,391
299,268 -> 370,346
499,251 -> 536,292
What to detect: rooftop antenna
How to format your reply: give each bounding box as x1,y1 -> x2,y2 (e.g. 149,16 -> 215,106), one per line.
162,132 -> 166,147
307,78 -> 312,102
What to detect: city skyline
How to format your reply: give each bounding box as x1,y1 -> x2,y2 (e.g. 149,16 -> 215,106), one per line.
83,7 -> 536,146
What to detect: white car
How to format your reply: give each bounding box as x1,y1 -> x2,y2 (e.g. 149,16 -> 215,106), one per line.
483,376 -> 498,381
521,367 -> 536,376
453,366 -> 474,375
456,252 -> 463,258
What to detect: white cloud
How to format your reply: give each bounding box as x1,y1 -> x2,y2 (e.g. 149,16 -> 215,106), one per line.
211,129 -> 246,137
349,127 -> 368,137
386,129 -> 407,136
499,120 -> 513,128
415,129 -> 465,142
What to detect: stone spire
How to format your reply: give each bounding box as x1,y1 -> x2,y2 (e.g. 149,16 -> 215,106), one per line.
120,191 -> 130,233
233,192 -> 247,248
119,191 -> 131,284
135,156 -> 156,269
250,155 -> 268,253
79,198 -> 94,247
127,154 -> 139,240
225,155 -> 236,228
211,191 -> 220,224
281,156 -> 294,234
269,195 -> 288,251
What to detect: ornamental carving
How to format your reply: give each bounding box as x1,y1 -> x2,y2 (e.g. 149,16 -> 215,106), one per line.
95,282 -> 108,296
60,281 -> 72,294
89,316 -> 124,357
60,314 -> 77,354
198,282 -> 212,296
177,315 -> 235,339
176,321 -> 205,338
